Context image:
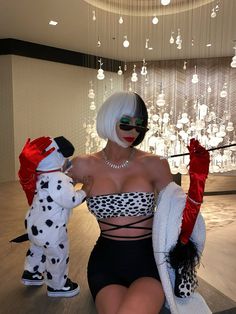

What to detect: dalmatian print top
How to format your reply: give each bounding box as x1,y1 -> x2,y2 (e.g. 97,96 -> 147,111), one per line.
86,192 -> 156,219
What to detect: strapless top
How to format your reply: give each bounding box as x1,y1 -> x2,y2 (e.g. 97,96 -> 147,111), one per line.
86,192 -> 156,219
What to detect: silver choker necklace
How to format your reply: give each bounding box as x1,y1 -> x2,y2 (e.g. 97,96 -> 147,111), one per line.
102,148 -> 135,169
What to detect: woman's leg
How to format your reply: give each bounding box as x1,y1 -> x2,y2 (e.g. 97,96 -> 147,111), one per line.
95,277 -> 164,314
117,277 -> 164,314
95,284 -> 127,314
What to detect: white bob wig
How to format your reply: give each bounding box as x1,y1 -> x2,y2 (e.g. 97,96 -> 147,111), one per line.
96,91 -> 148,147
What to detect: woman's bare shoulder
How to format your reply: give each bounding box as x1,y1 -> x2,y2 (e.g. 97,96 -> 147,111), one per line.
136,149 -> 173,190
69,152 -> 101,181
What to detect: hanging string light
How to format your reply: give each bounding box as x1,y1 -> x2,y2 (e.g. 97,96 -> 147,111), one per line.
152,16 -> 159,25
117,65 -> 123,75
141,59 -> 148,76
92,10 -> 96,21
123,35 -> 130,48
169,31 -> 174,44
131,64 -> 138,82
230,43 -> 236,68
191,65 -> 199,84
97,58 -> 105,80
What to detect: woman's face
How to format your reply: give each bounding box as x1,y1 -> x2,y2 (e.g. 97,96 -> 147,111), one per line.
116,115 -> 148,146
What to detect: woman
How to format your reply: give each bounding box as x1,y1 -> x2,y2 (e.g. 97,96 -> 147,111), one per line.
69,91 -> 210,314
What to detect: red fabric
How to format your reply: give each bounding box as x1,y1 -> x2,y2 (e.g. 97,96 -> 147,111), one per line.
179,139 -> 210,244
18,137 -> 54,205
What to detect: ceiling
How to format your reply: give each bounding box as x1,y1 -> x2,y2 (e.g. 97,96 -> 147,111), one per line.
0,0 -> 236,62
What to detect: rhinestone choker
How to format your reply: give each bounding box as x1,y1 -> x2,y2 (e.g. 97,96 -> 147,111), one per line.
102,148 -> 135,169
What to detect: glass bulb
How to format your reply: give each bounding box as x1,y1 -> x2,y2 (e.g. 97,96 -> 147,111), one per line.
88,89 -> 95,99
211,8 -> 216,18
117,68 -> 123,75
161,0 -> 171,5
123,37 -> 129,48
192,74 -> 199,83
220,90 -> 227,98
131,73 -> 138,82
152,16 -> 159,24
169,35 -> 174,44
119,16 -> 123,24
97,69 -> 105,80
141,66 -> 147,76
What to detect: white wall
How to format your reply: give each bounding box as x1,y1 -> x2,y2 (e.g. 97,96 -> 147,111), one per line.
0,55 -> 15,182
0,55 -> 123,182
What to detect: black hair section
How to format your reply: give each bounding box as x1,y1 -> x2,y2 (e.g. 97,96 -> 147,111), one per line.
132,93 -> 148,146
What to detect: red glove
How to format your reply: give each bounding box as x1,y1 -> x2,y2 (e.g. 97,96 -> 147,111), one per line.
18,137 -> 55,205
179,139 -> 210,244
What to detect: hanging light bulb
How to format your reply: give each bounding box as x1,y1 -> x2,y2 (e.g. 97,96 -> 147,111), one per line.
177,43 -> 182,50
145,38 -> 149,49
92,10 -> 96,21
89,101 -> 96,110
123,35 -> 129,48
211,8 -> 216,18
97,37 -> 101,47
220,83 -> 227,98
192,65 -> 199,83
230,45 -> 236,68
191,39 -> 194,46
169,32 -> 174,44
131,64 -> 138,82
118,16 -> 124,24
175,29 -> 182,45
124,63 -> 127,71
207,82 -> 212,93
141,59 -> 148,76
161,0 -> 171,5
183,61 -> 187,70
226,122 -> 234,132
97,58 -> 105,80
117,66 -> 123,75
156,84 -> 165,107
152,16 -> 159,24
88,81 -> 95,99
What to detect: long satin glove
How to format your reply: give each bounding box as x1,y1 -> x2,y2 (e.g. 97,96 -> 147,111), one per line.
169,138 -> 210,298
18,137 -> 54,205
180,138 -> 210,244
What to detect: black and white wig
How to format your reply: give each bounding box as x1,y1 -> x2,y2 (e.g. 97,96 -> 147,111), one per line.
96,91 -> 148,148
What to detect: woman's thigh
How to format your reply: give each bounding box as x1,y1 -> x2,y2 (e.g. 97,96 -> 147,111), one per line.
95,284 -> 128,314
117,277 -> 165,314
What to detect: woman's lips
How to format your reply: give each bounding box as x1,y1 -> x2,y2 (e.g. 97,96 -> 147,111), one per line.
123,136 -> 135,142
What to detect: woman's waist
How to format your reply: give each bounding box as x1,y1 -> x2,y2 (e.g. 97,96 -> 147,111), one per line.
98,215 -> 153,241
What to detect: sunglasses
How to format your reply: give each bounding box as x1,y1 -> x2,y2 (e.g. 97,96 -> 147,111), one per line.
119,123 -> 149,133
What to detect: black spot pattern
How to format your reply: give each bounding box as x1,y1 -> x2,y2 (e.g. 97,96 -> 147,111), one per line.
72,196 -> 75,202
33,265 -> 39,272
41,255 -> 46,263
47,196 -> 53,202
87,192 -> 155,219
59,243 -> 64,249
47,271 -> 52,280
45,219 -> 53,227
31,225 -> 39,236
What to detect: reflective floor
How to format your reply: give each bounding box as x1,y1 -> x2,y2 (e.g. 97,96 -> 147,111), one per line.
0,181 -> 235,314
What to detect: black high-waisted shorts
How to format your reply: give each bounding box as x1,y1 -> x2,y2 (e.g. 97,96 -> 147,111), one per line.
87,236 -> 161,300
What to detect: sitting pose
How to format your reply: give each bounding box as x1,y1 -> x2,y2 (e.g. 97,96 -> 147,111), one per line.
68,92 -> 211,314
17,136 -> 92,297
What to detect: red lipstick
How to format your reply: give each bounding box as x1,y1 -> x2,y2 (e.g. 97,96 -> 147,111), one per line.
123,137 -> 135,143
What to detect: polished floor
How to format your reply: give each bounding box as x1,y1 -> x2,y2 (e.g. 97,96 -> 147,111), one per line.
0,181 -> 235,314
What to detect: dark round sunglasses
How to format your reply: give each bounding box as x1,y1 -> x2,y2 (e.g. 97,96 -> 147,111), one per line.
119,123 -> 149,133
